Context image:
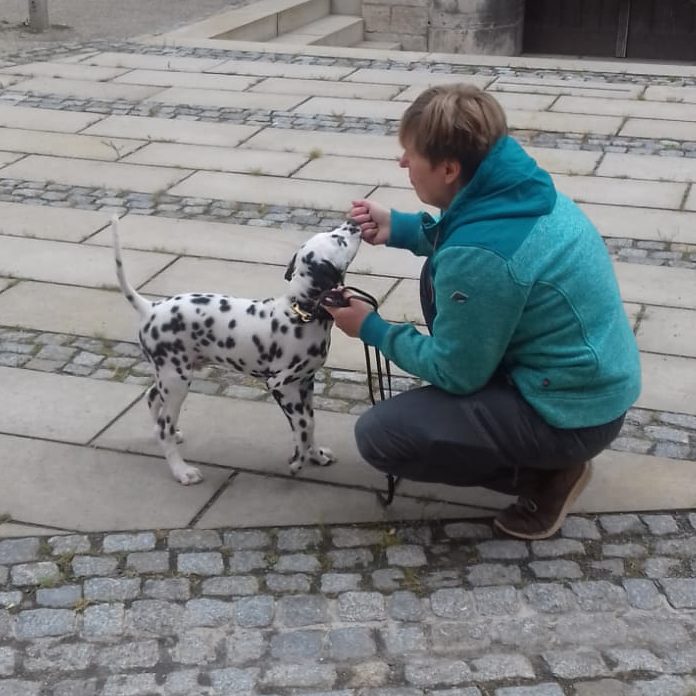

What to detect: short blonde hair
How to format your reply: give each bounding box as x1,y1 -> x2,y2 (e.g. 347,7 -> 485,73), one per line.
399,84 -> 508,183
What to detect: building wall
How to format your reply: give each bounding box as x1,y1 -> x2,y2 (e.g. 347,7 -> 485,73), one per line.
363,0 -> 525,54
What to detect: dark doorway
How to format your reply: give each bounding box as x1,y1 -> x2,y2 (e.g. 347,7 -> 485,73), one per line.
523,0 -> 696,61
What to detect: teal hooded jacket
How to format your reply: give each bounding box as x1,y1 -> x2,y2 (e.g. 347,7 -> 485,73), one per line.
360,135 -> 641,428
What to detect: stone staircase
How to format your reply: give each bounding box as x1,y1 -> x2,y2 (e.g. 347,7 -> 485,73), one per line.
164,0 -> 401,50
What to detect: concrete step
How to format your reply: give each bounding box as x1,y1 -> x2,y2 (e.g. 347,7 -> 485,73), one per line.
181,0 -> 331,41
268,14 -> 363,47
354,39 -> 402,50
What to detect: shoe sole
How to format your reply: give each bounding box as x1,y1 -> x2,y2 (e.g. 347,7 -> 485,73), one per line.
493,461 -> 593,541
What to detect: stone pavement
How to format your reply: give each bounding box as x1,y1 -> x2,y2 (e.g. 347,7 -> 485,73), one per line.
0,21 -> 695,695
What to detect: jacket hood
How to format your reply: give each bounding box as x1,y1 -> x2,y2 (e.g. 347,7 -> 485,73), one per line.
425,135 -> 557,242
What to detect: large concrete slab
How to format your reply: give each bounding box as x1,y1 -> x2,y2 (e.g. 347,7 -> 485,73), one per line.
526,147 -> 601,176
0,155 -> 192,193
0,523 -> 66,539
0,235 -> 172,288
0,434 -> 226,532
293,155 -> 410,187
581,204 -> 696,245
146,86 -> 305,110
0,127 -> 142,161
324,328 -> 411,374
367,185 -> 450,216
481,92 -> 557,112
196,473 -> 481,528
597,152 -> 696,183
0,282 -> 141,341
168,171 -> 371,210
506,110 -> 623,136
123,142 -> 308,176
344,69 -> 493,89
489,75 -> 643,99
553,174 -> 687,209
82,51 -> 226,72
0,367 -> 142,443
292,96 -> 406,120
552,95 -> 696,122
0,151 -> 22,167
576,450 -> 696,512
209,58 -> 354,80
0,202 -> 110,242
637,306 -> 696,358
96,393 -> 384,489
97,394 -> 492,512
242,128 -> 400,159
139,256 -> 397,301
377,278 -> 420,323
114,68 -> 256,90
89,214 -> 423,279
11,77 -> 166,101
249,76 -> 401,100
0,104 -> 104,133
644,84 -> 696,104
619,118 -> 696,141
82,114 -> 260,147
686,185 -> 696,212
637,352 -> 696,416
614,262 -> 696,310
90,215 -> 311,263
0,61 -> 128,81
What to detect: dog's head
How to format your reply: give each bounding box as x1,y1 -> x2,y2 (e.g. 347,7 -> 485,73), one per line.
284,220 -> 362,301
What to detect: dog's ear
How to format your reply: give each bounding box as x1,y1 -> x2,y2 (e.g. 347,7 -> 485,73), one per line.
315,259 -> 343,288
284,253 -> 297,282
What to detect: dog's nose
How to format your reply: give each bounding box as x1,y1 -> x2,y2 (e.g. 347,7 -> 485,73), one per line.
346,220 -> 361,235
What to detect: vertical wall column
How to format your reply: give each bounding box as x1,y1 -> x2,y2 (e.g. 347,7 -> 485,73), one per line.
363,0 -> 525,54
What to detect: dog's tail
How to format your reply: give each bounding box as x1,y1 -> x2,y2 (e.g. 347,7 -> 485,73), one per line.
111,215 -> 152,318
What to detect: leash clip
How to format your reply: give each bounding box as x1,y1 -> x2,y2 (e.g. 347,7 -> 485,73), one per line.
290,302 -> 313,322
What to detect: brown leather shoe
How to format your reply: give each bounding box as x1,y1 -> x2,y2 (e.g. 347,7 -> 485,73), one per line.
493,461 -> 592,540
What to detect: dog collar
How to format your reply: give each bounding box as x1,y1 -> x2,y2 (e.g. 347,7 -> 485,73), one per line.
290,302 -> 314,322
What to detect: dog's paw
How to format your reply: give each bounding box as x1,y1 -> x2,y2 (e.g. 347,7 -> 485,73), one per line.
289,457 -> 303,476
309,447 -> 336,467
175,465 -> 203,486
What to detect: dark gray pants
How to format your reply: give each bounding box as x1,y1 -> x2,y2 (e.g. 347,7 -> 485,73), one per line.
354,260 -> 625,492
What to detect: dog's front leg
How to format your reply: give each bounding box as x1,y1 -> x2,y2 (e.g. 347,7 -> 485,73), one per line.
270,376 -> 336,474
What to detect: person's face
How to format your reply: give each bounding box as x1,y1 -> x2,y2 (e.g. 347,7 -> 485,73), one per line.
399,138 -> 462,210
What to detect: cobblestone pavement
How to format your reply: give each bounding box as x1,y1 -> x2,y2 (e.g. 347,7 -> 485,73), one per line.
1,515 -> 696,695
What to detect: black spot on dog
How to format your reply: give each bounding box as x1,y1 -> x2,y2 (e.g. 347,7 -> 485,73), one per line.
204,317 -> 214,328
246,305 -> 257,316
271,318 -> 279,333
225,337 -> 235,349
191,297 -> 210,305
294,326 -> 303,339
228,319 -> 237,330
219,299 -> 231,312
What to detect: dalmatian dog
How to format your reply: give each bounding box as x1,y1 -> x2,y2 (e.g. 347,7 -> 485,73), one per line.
111,216 -> 361,485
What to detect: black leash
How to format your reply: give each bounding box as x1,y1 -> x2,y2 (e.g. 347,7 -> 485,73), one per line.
318,286 -> 400,507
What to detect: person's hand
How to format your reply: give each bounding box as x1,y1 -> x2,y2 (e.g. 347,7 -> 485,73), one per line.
322,293 -> 375,338
350,199 -> 391,246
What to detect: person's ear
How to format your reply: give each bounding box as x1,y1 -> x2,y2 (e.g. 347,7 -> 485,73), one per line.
443,158 -> 461,185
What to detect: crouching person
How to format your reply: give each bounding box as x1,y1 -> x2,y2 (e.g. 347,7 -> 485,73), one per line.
324,84 -> 641,540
